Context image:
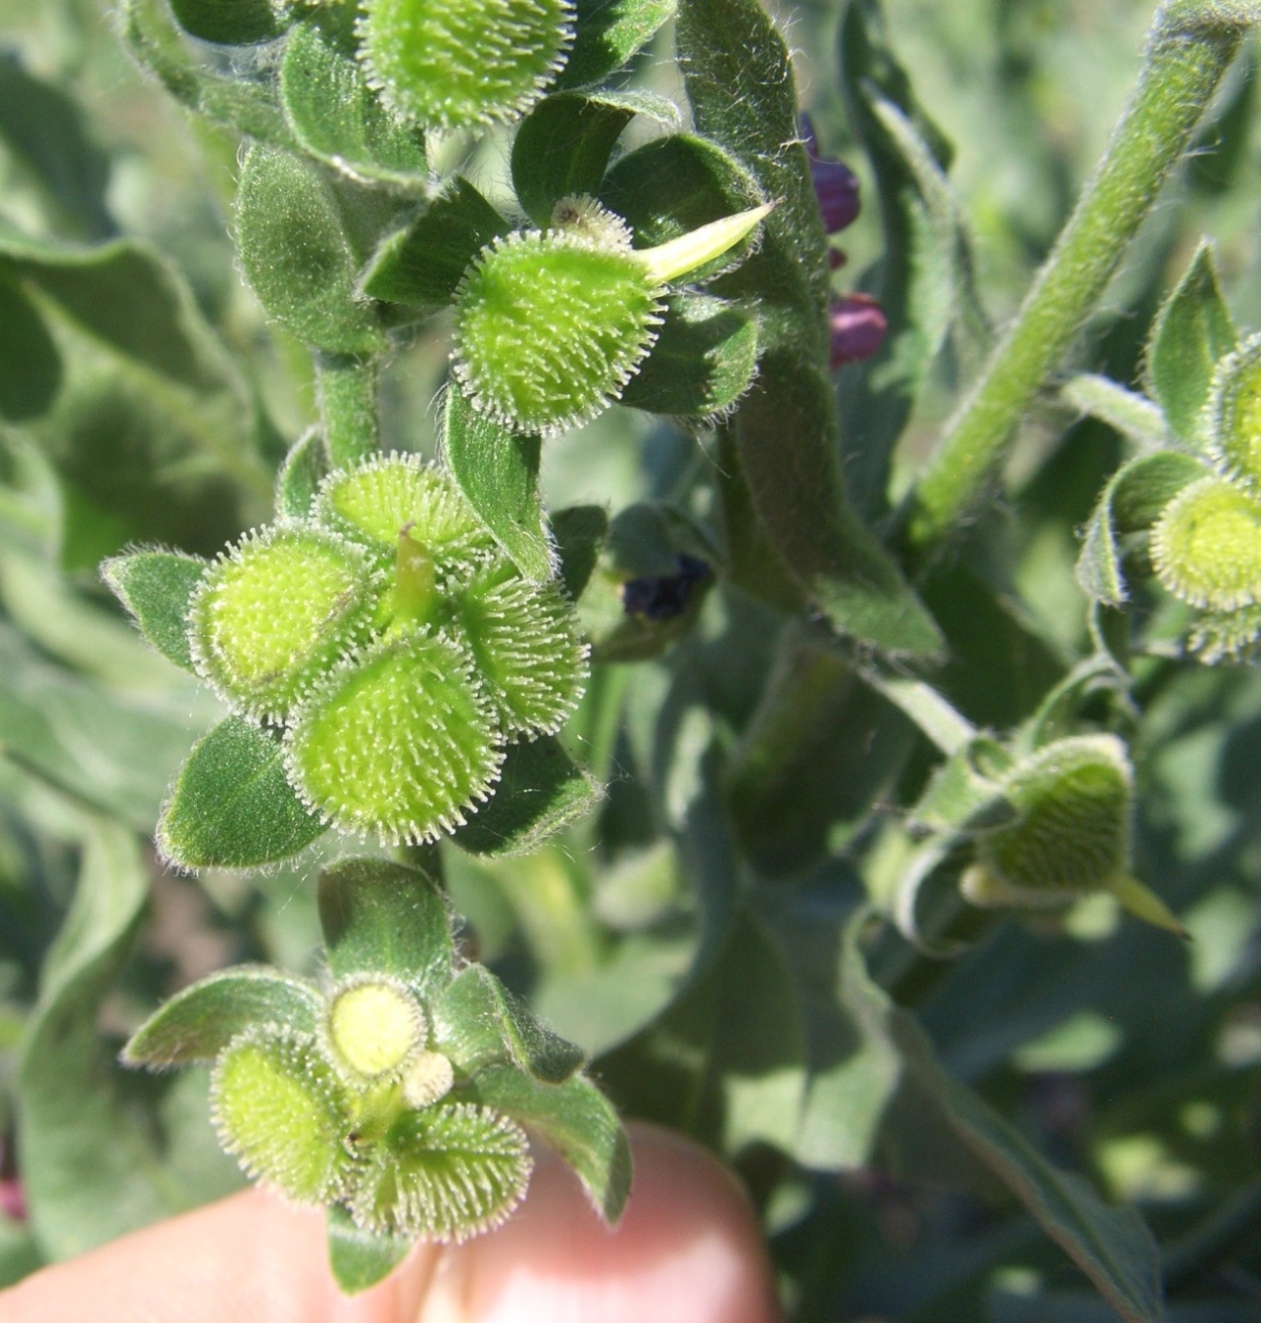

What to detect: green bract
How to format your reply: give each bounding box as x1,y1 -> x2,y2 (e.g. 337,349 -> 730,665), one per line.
357,0 -> 575,130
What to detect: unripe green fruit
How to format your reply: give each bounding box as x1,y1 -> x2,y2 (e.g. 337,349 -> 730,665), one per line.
455,560 -> 589,736
1151,476 -> 1261,611
1209,333 -> 1261,492
326,977 -> 425,1079
211,1029 -> 351,1204
961,736 -> 1131,906
401,1050 -> 455,1109
314,451 -> 492,572
452,215 -> 665,437
286,631 -> 504,843
189,526 -> 376,722
349,1101 -> 532,1240
357,0 -> 574,130
1187,602 -> 1261,664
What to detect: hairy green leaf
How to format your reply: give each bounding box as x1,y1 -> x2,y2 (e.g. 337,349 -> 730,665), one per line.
275,427 -> 329,520
169,0 -> 283,44
559,0 -> 677,89
101,550 -> 207,673
326,1207 -> 414,1296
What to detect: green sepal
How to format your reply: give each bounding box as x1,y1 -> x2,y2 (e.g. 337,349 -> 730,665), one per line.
359,179 -> 510,313
121,967 -> 323,1069
599,132 -> 763,282
275,427 -> 329,520
1076,450 -> 1209,606
157,716 -> 329,870
100,550 -> 208,674
235,143 -> 386,355
451,735 -> 599,857
1145,239 -> 1237,447
169,0 -> 283,44
317,857 -> 455,996
327,1206 -> 414,1295
620,291 -> 758,418
551,504 -> 608,601
558,0 -> 676,89
280,17 -> 427,193
442,383 -> 553,583
431,964 -> 586,1083
511,90 -> 676,227
121,0 -> 295,145
0,273 -> 61,422
470,1065 -> 631,1224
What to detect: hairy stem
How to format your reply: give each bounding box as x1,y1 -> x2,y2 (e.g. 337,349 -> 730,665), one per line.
316,353 -> 380,470
905,1 -> 1253,556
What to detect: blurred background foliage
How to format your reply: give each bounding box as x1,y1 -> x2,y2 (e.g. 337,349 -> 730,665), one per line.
1,0 -> 1261,1319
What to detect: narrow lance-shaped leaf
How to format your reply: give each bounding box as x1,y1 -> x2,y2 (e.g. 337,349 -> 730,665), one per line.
122,967 -> 323,1068
558,0 -> 677,90
360,178 -> 510,313
158,716 -> 329,870
1146,240 -> 1237,446
280,17 -> 427,193
101,550 -> 207,673
443,382 -> 554,583
317,857 -> 454,995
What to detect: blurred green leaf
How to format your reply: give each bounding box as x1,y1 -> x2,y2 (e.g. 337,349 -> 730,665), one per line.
168,0 -> 284,44
1145,242 -> 1237,447
452,736 -> 599,858
551,504 -> 608,601
558,0 -> 677,89
442,382 -> 553,583
101,550 -> 207,674
280,17 -> 427,194
18,820 -> 240,1259
236,144 -> 386,355
122,967 -> 322,1068
318,857 -> 453,995
0,275 -> 61,422
157,716 -> 328,869
360,178 -> 509,313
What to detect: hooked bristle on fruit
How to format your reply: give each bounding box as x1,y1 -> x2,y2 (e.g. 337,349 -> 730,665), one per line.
188,525 -> 377,724
348,1102 -> 532,1240
1150,476 -> 1261,611
285,630 -> 505,844
211,1028 -> 353,1204
357,0 -> 575,130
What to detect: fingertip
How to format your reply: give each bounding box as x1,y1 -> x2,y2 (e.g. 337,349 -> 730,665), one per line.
417,1121 -> 782,1323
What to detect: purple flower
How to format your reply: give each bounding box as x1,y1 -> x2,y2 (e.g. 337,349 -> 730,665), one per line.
829,294 -> 888,368
802,113 -> 861,235
0,1178 -> 25,1223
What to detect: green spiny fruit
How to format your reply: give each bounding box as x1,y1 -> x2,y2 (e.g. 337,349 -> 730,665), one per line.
357,0 -> 574,130
349,1101 -> 532,1240
454,559 -> 589,736
189,525 -> 376,722
452,201 -> 666,437
1208,331 -> 1261,492
1185,602 -> 1261,664
325,976 -> 427,1081
285,630 -> 504,843
211,1028 -> 352,1204
313,451 -> 492,572
1150,475 -> 1261,611
961,736 -> 1132,907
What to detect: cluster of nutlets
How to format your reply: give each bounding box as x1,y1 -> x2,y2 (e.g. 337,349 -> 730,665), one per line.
187,452 -> 587,844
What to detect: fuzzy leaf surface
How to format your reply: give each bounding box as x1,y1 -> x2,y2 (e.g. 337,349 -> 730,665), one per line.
101,550 -> 206,673
559,0 -> 677,88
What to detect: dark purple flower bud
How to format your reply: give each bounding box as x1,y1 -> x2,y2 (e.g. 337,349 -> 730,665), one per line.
801,112 -> 860,235
621,555 -> 712,621
829,294 -> 887,369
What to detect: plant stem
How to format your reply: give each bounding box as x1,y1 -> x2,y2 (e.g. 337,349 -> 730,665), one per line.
904,2 -> 1251,556
316,353 -> 379,469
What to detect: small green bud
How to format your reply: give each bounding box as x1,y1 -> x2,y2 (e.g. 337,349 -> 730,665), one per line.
452,214 -> 664,437
189,526 -> 376,723
357,0 -> 574,130
1208,332 -> 1261,491
349,1101 -> 532,1240
326,977 -> 426,1080
401,1049 -> 455,1109
1150,476 -> 1261,611
211,1029 -> 352,1204
286,631 -> 504,843
314,451 -> 492,571
455,559 -> 589,736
